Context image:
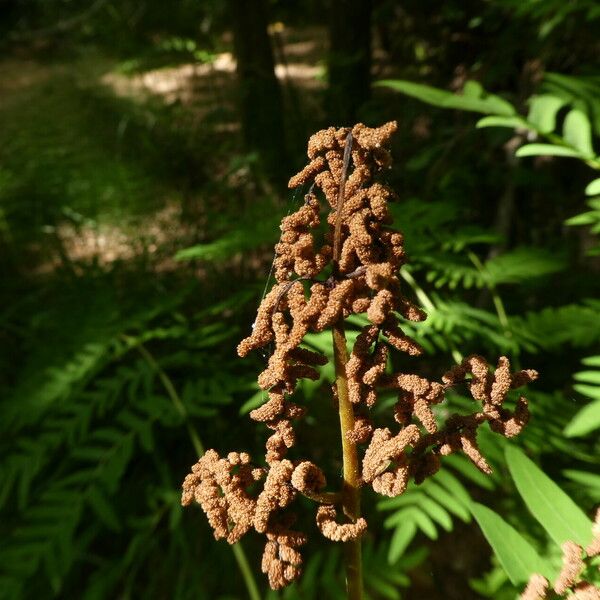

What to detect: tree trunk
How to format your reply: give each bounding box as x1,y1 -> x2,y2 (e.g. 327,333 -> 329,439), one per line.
327,0 -> 372,125
230,0 -> 288,182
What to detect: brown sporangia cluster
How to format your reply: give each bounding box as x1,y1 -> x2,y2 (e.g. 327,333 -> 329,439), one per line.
521,509 -> 600,600
181,122 -> 538,590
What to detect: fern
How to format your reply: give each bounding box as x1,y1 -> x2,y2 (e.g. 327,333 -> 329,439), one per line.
0,424 -> 136,595
0,306 -> 246,598
377,455 -> 493,565
418,247 -> 566,290
566,190 -> 600,256
562,469 -> 600,502
510,301 -> 600,350
405,296 -> 524,354
564,355 -> 600,438
0,340 -> 112,436
267,540 -> 425,600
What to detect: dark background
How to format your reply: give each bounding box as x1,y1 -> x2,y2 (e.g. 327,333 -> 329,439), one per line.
0,1 -> 599,598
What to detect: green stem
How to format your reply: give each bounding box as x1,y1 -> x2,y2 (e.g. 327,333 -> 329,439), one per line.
125,336 -> 206,456
399,269 -> 463,364
299,489 -> 343,504
231,543 -> 262,600
123,335 -> 262,600
330,131 -> 363,600
467,251 -> 511,338
332,323 -> 364,600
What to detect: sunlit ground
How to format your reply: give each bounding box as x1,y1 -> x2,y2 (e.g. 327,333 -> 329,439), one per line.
0,26 -> 329,274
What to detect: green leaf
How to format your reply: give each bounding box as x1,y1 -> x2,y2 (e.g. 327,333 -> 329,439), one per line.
86,487 -> 121,532
388,521 -> 417,564
566,211 -> 600,226
476,116 -> 528,129
564,400 -> 600,437
367,574 -> 403,600
471,502 -> 553,585
433,470 -> 472,507
563,109 -> 594,157
585,178 -> 600,196
505,446 -> 593,546
483,247 -> 566,285
527,95 -> 566,134
425,481 -> 471,522
516,144 -> 583,158
562,470 -> 600,494
238,389 -> 265,416
376,80 -> 516,115
462,80 -> 484,97
411,508 -> 438,539
420,497 -> 453,531
174,210 -> 280,262
444,454 -> 495,490
583,356 -> 600,367
385,507 -> 438,539
573,383 -> 600,399
574,370 -> 600,384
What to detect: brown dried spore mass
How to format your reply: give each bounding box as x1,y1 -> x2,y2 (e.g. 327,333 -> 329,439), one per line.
181,122 -> 538,590
520,509 -> 600,599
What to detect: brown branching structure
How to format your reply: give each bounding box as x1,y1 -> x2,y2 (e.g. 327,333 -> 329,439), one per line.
520,509 -> 600,599
181,122 -> 538,596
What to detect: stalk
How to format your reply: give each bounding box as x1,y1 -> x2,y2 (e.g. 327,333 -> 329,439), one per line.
467,250 -> 511,337
332,322 -> 364,600
399,268 -> 463,364
331,131 -> 363,600
124,335 -> 262,600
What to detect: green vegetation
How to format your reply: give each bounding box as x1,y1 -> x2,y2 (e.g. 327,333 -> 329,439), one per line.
1,1 -> 599,598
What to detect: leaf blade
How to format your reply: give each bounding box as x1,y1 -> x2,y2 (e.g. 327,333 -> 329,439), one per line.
564,400 -> 600,437
585,178 -> 600,196
376,80 -> 515,115
505,446 -> 592,546
471,502 -> 553,585
516,144 -> 583,158
563,109 -> 594,157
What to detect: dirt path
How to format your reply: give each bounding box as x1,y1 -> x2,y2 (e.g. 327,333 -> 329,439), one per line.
0,30 -> 328,273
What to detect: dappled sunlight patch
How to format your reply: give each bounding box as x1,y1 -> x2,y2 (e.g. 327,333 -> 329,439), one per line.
102,47 -> 324,107
101,54 -> 235,105
31,201 -> 189,274
274,62 -> 323,88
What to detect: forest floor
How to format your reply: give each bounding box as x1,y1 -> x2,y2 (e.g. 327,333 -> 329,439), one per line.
0,27 -> 331,276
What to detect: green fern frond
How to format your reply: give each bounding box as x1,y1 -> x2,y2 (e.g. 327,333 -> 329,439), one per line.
510,301 -> 600,350
417,247 -> 565,291
377,457 -> 489,565
564,355 -> 600,438
0,341 -> 112,435
405,297 -> 523,354
483,248 -> 567,285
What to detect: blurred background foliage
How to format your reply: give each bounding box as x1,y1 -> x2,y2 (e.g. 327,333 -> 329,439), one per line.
0,0 -> 599,598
